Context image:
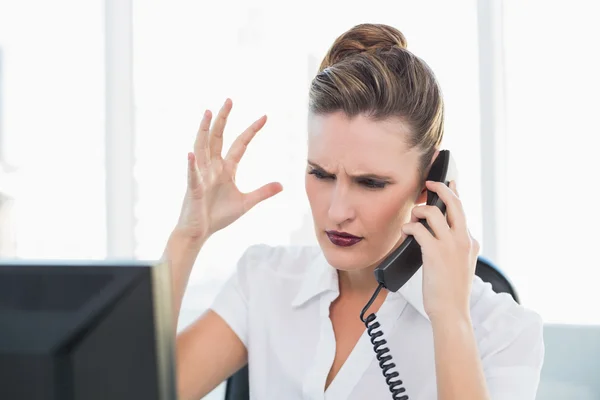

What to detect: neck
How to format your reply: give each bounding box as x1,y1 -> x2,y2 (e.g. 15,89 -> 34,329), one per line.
337,264 -> 382,299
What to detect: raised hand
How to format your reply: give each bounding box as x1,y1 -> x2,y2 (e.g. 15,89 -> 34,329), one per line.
175,98 -> 283,241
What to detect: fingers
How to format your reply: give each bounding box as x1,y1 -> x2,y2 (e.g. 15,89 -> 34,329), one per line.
194,110 -> 212,169
411,205 -> 450,239
402,221 -> 436,249
449,180 -> 459,198
209,99 -> 233,160
225,115 -> 267,165
187,152 -> 201,189
425,180 -> 467,233
242,181 -> 283,213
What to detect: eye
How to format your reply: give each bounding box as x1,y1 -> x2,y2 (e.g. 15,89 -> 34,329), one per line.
358,178 -> 387,189
308,168 -> 334,180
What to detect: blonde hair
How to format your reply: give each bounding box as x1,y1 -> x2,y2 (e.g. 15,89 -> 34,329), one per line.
309,23 -> 444,179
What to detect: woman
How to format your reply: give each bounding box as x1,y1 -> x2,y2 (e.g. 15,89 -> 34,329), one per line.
165,23 -> 544,400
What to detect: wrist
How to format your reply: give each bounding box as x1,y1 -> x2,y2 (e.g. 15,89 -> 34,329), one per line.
170,226 -> 209,247
163,227 -> 207,262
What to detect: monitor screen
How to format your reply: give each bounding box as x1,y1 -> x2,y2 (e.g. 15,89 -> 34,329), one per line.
0,259 -> 176,400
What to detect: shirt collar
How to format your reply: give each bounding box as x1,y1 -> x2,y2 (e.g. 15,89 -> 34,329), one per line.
291,248 -> 429,321
291,250 -> 338,307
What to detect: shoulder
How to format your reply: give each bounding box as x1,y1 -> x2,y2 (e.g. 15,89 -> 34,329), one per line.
470,275 -> 543,339
233,243 -> 322,281
226,243 -> 325,308
470,276 -> 544,371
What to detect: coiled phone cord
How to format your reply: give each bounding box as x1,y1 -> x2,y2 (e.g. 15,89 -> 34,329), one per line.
360,283 -> 409,400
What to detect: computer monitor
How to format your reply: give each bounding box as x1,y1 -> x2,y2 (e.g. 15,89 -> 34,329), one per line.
0,259 -> 177,400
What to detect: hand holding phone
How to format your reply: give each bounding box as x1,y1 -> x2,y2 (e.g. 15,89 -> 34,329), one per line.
402,177 -> 480,321
363,150 -> 480,399
373,149 -> 457,292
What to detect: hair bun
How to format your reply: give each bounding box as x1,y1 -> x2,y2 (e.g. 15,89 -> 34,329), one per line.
319,23 -> 408,71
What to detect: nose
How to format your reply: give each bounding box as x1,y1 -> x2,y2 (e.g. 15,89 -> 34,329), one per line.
327,183 -> 356,225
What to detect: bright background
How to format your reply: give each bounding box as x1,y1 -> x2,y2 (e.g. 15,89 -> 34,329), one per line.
1,1 -> 598,398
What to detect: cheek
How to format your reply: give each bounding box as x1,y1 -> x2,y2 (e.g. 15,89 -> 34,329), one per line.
365,194 -> 412,238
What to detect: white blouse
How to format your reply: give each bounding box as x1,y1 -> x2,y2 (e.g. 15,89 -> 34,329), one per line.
210,244 -> 544,400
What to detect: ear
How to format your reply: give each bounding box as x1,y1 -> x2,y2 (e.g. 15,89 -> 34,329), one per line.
415,186 -> 428,205
415,149 -> 441,205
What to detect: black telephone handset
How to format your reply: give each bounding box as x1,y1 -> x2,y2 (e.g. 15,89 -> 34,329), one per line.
359,150 -> 457,400
374,149 -> 457,292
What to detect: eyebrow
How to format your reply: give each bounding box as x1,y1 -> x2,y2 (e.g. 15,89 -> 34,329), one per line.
307,160 -> 394,181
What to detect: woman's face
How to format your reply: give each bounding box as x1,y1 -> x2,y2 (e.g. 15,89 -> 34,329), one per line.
305,111 -> 427,272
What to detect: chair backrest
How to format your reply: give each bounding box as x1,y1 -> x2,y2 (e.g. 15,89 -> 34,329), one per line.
475,255 -> 519,304
224,256 -> 518,400
224,364 -> 250,400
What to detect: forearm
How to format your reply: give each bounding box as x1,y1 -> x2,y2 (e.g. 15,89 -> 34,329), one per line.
432,313 -> 490,400
161,228 -> 206,326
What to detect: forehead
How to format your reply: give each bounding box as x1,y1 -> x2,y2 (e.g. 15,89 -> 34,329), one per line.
307,112 -> 418,173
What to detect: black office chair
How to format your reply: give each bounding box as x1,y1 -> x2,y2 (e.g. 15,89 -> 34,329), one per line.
224,256 -> 518,400
475,255 -> 519,304
224,364 -> 250,400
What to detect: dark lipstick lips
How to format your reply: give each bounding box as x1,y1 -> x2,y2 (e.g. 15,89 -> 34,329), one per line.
326,230 -> 363,247
327,230 -> 360,239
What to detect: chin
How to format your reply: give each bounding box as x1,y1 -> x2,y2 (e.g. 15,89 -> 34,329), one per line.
317,237 -> 373,271
319,235 -> 406,272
